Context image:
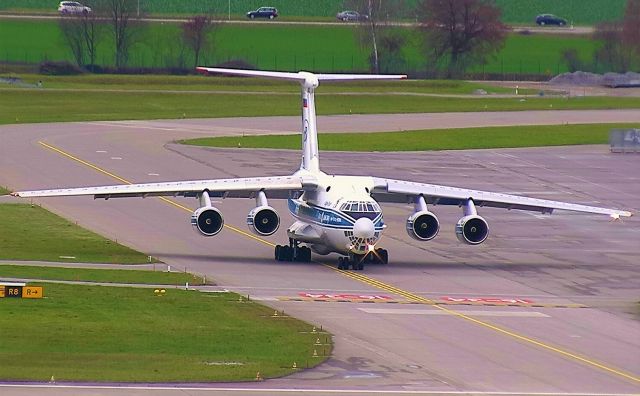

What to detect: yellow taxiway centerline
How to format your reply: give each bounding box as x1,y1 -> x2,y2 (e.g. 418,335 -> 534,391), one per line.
36,140 -> 639,384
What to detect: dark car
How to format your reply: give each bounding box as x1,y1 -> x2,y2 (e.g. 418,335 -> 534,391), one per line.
336,10 -> 368,22
535,14 -> 568,26
247,7 -> 278,19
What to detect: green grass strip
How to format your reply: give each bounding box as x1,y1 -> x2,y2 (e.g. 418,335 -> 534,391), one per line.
2,74 -> 522,94
0,204 -> 154,264
2,89 -> 640,125
0,265 -> 206,285
0,186 -> 9,195
182,123 -> 631,152
0,283 -> 329,381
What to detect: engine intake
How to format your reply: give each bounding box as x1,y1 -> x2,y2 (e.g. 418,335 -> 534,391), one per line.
456,215 -> 489,245
406,211 -> 439,241
247,206 -> 280,236
191,206 -> 224,237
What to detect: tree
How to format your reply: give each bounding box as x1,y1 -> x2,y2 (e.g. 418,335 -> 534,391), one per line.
593,1 -> 639,73
416,0 -> 507,78
82,5 -> 104,68
181,15 -> 217,69
345,0 -> 406,73
622,0 -> 640,58
59,1 -> 104,69
594,22 -> 629,72
103,0 -> 145,69
59,14 -> 86,67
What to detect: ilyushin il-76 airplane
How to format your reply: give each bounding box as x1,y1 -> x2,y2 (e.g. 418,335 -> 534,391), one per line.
12,68 -> 632,270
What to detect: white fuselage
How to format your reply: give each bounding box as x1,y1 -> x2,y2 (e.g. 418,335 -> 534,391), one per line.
286,171 -> 384,256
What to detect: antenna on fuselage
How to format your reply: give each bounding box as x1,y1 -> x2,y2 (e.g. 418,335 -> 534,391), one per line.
196,67 -> 407,174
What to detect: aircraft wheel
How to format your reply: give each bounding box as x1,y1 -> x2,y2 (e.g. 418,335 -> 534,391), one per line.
274,244 -> 282,260
302,247 -> 312,262
379,248 -> 389,264
350,254 -> 363,270
338,256 -> 349,270
285,246 -> 295,261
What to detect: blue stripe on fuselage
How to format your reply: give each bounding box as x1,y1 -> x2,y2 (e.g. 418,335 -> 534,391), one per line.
287,199 -> 384,230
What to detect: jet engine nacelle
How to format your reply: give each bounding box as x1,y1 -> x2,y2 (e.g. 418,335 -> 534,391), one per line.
191,206 -> 224,237
247,206 -> 280,236
455,215 -> 489,245
406,211 -> 440,241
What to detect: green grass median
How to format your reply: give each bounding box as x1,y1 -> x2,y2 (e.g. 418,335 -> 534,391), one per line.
0,204 -> 153,263
0,265 -> 205,285
2,88 -> 639,125
0,282 -> 329,381
1,74 -> 522,95
182,123 -> 632,152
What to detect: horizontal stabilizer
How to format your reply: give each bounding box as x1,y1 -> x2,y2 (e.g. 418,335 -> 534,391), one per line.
196,67 -> 406,82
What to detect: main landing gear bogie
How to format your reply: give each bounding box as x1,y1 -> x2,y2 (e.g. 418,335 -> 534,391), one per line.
275,239 -> 312,262
337,248 -> 389,271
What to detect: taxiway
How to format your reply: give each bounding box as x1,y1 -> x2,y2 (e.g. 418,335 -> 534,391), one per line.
0,111 -> 639,395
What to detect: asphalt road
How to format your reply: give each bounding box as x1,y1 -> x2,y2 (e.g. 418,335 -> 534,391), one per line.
0,111 -> 639,395
0,13 -> 595,34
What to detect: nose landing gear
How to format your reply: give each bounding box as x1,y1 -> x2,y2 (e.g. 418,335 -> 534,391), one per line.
337,248 -> 388,270
275,238 -> 312,262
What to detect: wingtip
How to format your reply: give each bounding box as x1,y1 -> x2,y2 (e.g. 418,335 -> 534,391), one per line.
610,211 -> 633,220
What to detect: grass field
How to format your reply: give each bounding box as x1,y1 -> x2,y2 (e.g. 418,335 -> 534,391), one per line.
0,0 -> 625,25
2,85 -> 640,125
182,123 -> 633,152
0,204 -> 153,263
0,186 -> 9,195
0,265 -> 206,285
0,282 -> 329,381
0,73 -> 523,95
0,19 -> 599,75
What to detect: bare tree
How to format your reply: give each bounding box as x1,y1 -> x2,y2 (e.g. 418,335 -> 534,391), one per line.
82,6 -> 104,67
622,0 -> 640,57
594,22 -> 629,72
593,0 -> 640,73
416,0 -> 507,78
59,14 -> 86,66
181,15 -> 218,69
102,0 -> 145,69
345,0 -> 406,73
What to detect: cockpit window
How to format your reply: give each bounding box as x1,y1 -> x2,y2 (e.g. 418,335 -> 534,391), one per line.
340,200 -> 381,220
345,211 -> 379,220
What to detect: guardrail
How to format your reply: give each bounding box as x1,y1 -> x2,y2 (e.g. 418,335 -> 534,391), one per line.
610,129 -> 640,153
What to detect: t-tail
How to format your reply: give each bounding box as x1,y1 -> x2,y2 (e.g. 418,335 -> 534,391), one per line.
196,67 -> 407,173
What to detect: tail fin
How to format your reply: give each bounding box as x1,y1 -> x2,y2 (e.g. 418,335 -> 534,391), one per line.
196,68 -> 406,173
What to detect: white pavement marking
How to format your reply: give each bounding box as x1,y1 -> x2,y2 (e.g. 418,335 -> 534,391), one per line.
0,384 -> 633,395
358,308 -> 550,317
110,156 -> 122,160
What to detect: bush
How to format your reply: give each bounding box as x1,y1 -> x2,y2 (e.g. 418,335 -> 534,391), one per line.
214,59 -> 256,70
562,48 -> 584,72
39,61 -> 83,75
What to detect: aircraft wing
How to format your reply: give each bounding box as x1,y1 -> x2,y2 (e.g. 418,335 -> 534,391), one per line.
371,177 -> 633,218
12,175 -> 312,200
